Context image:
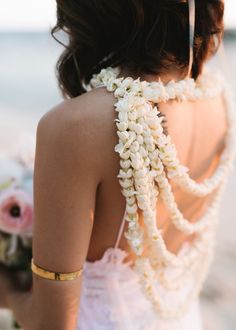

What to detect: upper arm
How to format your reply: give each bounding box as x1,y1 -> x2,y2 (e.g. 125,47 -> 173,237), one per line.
31,100 -> 101,329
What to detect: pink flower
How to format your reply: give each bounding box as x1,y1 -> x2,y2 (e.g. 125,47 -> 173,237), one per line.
0,189 -> 33,235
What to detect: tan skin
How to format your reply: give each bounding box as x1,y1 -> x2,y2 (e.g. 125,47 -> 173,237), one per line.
0,67 -> 227,329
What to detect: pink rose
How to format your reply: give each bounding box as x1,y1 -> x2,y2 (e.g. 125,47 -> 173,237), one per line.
0,189 -> 33,235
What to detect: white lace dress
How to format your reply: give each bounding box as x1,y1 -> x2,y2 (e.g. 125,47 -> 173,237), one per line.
75,67 -> 236,330
78,247 -> 203,330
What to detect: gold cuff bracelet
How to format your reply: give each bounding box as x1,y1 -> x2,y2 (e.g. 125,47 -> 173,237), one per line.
31,258 -> 84,281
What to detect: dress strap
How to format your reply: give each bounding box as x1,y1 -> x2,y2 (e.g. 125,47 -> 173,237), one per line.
114,209 -> 127,249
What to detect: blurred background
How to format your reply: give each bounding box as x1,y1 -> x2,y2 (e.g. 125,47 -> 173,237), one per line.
0,0 -> 235,329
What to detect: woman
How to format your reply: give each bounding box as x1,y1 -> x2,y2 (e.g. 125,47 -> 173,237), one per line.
0,0 -> 235,329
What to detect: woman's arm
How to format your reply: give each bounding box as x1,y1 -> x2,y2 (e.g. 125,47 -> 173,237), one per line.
7,99 -> 102,330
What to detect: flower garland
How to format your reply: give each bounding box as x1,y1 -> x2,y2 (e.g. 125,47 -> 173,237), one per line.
90,67 -> 236,318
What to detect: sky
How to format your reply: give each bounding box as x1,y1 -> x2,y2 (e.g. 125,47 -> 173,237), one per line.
0,0 -> 235,31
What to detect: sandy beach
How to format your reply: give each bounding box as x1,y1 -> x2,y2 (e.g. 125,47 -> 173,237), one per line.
0,32 -> 235,329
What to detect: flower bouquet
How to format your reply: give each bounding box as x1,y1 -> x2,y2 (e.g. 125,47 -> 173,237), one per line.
0,127 -> 35,329
0,153 -> 34,290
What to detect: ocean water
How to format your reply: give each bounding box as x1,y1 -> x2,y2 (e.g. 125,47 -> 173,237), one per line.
0,32 -> 236,329
0,32 -> 235,124
0,32 -> 63,130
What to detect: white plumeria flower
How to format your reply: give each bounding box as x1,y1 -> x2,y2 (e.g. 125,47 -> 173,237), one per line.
149,149 -> 159,160
130,152 -> 142,163
143,158 -> 150,167
144,136 -> 154,145
147,106 -> 159,118
118,168 -> 133,179
131,158 -> 143,170
151,158 -> 164,170
131,237 -> 143,248
147,144 -> 155,152
117,131 -> 130,142
166,81 -> 177,98
126,203 -> 138,213
136,168 -> 148,178
116,122 -> 129,131
122,187 -> 137,197
136,104 -> 148,117
156,136 -> 168,147
137,194 -> 149,205
143,209 -> 156,220
128,121 -> 137,131
118,111 -> 128,122
120,159 -> 131,169
106,78 -> 123,91
114,143 -> 125,155
122,77 -> 134,89
139,146 -> 148,158
137,134 -> 144,145
114,87 -> 127,98
135,124 -> 143,135
150,170 -> 160,178
124,230 -> 138,241
90,78 -> 103,88
130,141 -> 140,153
147,117 -> 161,130
128,110 -> 138,121
115,98 -> 131,112
128,130 -> 137,140
126,196 -> 136,205
131,95 -> 146,107
135,177 -> 148,186
143,87 -> 155,100
142,128 -> 151,137
129,80 -> 142,96
119,179 -> 133,189
128,220 -> 139,229
152,127 -> 164,137
120,150 -> 131,160
136,185 -> 149,195
124,136 -> 136,149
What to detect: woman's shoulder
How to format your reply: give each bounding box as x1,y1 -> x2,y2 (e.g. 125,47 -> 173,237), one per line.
39,86 -> 115,128
36,87 -> 118,178
38,86 -> 117,140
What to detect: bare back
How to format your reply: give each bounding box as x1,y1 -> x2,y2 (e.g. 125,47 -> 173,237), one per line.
85,83 -> 227,261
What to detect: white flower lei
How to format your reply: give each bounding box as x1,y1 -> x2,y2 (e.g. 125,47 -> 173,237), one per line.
90,67 -> 236,318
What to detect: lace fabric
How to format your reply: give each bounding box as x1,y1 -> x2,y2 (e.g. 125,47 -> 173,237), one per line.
77,247 -> 203,330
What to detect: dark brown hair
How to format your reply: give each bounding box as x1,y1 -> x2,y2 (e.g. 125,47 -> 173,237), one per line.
52,0 -> 224,98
